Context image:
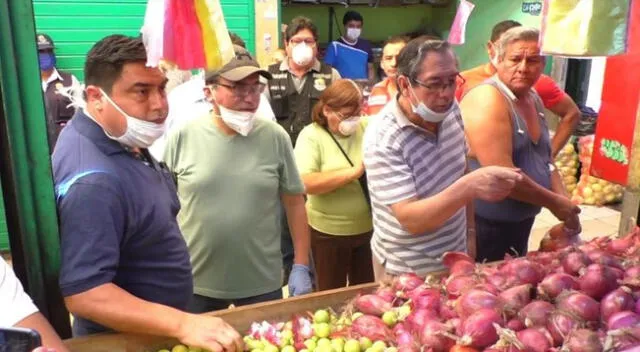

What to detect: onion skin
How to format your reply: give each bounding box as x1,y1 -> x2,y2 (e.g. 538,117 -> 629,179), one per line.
518,301 -> 554,327
578,264 -> 619,300
498,284 -> 533,314
352,315 -> 392,341
547,310 -> 583,346
607,311 -> 640,330
556,291 -> 600,323
409,287 -> 442,312
394,273 -> 425,293
515,328 -> 552,352
506,319 -> 525,331
562,329 -> 603,352
406,308 -> 440,333
450,261 -> 476,277
499,259 -> 544,286
459,309 -> 503,349
561,251 -> 592,276
420,320 -> 455,352
376,287 -> 397,303
446,275 -> 478,298
443,251 -> 474,268
455,289 -> 502,319
600,287 -> 636,322
537,273 -> 579,299
586,250 -> 623,269
355,294 -> 393,316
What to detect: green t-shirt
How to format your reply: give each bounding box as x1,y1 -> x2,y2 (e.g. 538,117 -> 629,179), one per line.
294,122 -> 372,236
164,115 -> 304,299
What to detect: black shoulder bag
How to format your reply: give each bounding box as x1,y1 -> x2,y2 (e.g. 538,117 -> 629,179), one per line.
323,127 -> 372,210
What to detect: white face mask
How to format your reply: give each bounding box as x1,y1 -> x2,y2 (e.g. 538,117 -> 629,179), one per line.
338,116 -> 360,136
346,28 -> 362,41
100,89 -> 165,148
407,83 -> 456,123
291,43 -> 314,66
218,105 -> 256,136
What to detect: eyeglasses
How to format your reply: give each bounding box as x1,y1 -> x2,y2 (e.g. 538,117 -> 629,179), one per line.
216,83 -> 266,97
290,38 -> 317,47
411,73 -> 465,93
335,111 -> 360,121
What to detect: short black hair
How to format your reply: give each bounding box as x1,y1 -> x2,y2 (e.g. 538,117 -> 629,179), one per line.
229,32 -> 246,48
343,11 -> 363,26
84,35 -> 147,94
384,35 -> 410,47
490,20 -> 522,42
286,16 -> 319,42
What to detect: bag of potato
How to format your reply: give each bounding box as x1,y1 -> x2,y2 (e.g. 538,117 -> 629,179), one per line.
571,135 -> 624,205
554,140 -> 579,194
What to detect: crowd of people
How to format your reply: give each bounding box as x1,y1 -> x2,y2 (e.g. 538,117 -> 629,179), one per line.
2,12 -> 583,352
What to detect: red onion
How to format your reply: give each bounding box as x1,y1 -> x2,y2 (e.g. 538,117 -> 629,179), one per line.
376,287 -> 397,303
518,301 -> 554,327
605,326 -> 640,351
450,260 -> 476,277
537,273 -> 579,299
515,328 -> 552,352
607,234 -> 636,256
419,320 -> 455,352
440,301 -> 458,320
445,275 -> 477,298
499,284 -> 533,314
531,326 -> 555,347
506,319 -> 525,331
608,311 -> 640,330
601,287 -> 636,322
561,250 -> 591,276
556,291 -> 600,323
561,329 -> 603,352
351,315 -> 392,341
455,289 -> 502,319
499,259 -> 544,286
473,283 -> 500,296
405,308 -> 439,333
625,266 -> 640,281
485,273 -> 512,291
578,263 -> 619,300
355,294 -> 393,316
409,286 -> 441,311
458,308 -> 502,349
442,251 -> 474,268
394,273 -> 424,293
636,299 -> 640,315
586,249 -> 623,269
547,310 -> 583,346
526,251 -> 558,265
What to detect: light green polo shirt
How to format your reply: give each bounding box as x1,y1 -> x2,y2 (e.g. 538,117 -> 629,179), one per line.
164,115 -> 304,299
294,122 -> 372,236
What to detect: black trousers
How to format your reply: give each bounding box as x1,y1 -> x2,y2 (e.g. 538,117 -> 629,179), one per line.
475,214 -> 535,262
188,289 -> 283,313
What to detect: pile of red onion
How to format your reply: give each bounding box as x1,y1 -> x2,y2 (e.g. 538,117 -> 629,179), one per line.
332,227 -> 640,352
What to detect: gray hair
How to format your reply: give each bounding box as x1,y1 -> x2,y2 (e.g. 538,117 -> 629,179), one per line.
495,27 -> 540,60
396,38 -> 457,83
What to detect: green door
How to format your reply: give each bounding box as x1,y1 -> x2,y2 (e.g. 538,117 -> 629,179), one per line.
0,188 -> 8,251
33,0 -> 256,81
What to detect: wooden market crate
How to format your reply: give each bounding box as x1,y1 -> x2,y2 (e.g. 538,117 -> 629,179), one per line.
63,283 -> 379,352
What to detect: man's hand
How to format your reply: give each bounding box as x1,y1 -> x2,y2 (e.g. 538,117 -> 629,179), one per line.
564,213 -> 582,235
177,314 -> 243,352
550,197 -> 581,223
468,166 -> 523,202
288,264 -> 313,296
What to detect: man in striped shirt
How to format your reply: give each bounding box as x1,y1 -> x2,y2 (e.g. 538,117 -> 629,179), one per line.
363,38 -> 523,278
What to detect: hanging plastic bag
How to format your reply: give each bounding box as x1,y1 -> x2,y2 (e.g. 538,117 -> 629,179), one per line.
195,0 -> 235,70
540,0 -> 631,57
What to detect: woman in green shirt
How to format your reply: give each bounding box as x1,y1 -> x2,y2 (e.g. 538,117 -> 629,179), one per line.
294,79 -> 374,291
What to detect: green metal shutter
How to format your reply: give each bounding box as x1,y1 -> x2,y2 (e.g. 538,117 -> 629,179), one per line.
32,0 -> 255,82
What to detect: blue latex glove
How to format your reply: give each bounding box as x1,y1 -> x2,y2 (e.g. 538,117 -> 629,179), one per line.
288,264 -> 312,296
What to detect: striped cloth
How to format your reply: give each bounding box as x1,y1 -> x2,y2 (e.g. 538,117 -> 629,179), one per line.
363,99 -> 468,276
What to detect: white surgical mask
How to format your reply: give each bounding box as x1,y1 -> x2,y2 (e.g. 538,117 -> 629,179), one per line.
346,28 -> 362,41
218,105 -> 256,136
100,89 -> 165,148
292,43 -> 313,66
407,83 -> 456,123
338,116 -> 360,136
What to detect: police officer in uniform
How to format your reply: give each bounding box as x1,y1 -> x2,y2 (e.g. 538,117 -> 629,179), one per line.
264,16 -> 342,285
37,33 -> 82,150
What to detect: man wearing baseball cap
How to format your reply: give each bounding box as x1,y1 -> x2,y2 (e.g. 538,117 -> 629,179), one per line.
163,45 -> 313,312
37,33 -> 82,151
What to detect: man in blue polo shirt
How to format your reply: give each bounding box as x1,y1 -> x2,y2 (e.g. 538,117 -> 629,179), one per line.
52,34 -> 242,352
324,11 -> 375,80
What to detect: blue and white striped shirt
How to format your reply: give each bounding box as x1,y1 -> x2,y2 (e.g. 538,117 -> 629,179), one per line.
363,99 -> 468,276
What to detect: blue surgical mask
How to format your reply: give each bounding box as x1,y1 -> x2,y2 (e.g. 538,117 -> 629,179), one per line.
39,52 -> 56,71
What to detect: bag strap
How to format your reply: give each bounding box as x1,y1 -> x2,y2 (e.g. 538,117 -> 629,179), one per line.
322,126 -> 371,207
